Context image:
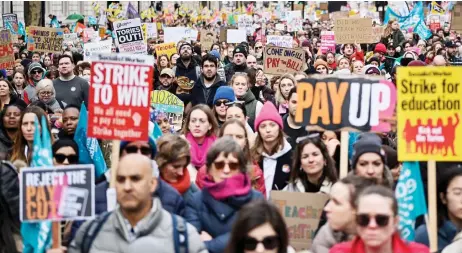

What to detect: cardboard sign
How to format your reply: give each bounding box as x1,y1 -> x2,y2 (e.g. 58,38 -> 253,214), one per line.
83,40 -> 112,61
271,191 -> 329,251
201,30 -> 217,52
397,67 -> 462,161
320,31 -> 335,54
295,77 -> 397,132
371,26 -> 384,43
142,23 -> 158,40
164,27 -> 198,43
263,46 -> 305,75
266,35 -> 293,48
452,3 -> 462,33
155,42 -> 176,60
331,11 -> 349,20
237,14 -> 254,35
227,29 -> 247,43
20,165 -> 95,222
0,30 -> 15,69
113,18 -> 146,54
333,18 -> 373,44
88,54 -> 154,141
151,90 -> 185,131
27,27 -> 64,53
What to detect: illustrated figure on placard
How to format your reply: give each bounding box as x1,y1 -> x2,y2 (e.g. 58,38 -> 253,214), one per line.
442,113 -> 459,156
435,118 -> 445,155
425,119 -> 434,155
414,119 -> 425,154
403,119 -> 418,153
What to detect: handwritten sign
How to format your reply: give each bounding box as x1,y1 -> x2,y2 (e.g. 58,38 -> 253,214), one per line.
88,54 -> 154,141
287,11 -> 303,32
0,30 -> 14,69
201,30 -> 217,52
151,90 -> 184,131
266,35 -> 293,48
333,18 -> 373,44
27,27 -> 64,53
371,26 -> 384,43
83,40 -> 112,61
271,191 -> 329,251
237,15 -> 254,35
113,18 -> 146,54
155,42 -> 176,60
397,67 -> 462,161
320,31 -> 336,54
164,27 -> 198,43
142,23 -> 158,40
2,13 -> 18,42
20,165 -> 95,222
295,76 -> 397,132
263,46 -> 305,75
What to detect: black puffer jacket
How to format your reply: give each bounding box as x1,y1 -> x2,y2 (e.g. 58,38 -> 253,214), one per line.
0,161 -> 19,227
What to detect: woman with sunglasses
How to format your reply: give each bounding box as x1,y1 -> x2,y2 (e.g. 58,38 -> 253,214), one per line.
230,73 -> 263,131
182,104 -> 218,170
275,74 -> 296,117
226,199 -> 290,253
213,86 -> 236,128
185,136 -> 263,253
283,137 -> 337,194
52,139 -> 79,165
415,165 -> 462,252
330,185 -> 429,253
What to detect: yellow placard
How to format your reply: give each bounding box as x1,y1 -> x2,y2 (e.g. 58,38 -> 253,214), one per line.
397,67 -> 462,161
155,42 -> 176,59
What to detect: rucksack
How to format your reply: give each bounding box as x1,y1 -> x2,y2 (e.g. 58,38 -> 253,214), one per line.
80,212 -> 188,253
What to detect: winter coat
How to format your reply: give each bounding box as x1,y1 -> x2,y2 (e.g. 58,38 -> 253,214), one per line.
311,224 -> 353,253
69,197 -> 208,253
0,161 -> 19,221
329,233 -> 429,253
224,62 -> 251,84
190,75 -> 227,108
239,91 -> 263,131
283,178 -> 333,194
0,127 -> 13,158
185,188 -> 263,253
442,231 -> 462,253
173,58 -> 201,83
4,94 -> 27,109
415,220 -> 459,252
381,29 -> 405,50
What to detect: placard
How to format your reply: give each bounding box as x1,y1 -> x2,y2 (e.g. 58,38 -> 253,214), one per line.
20,165 -> 95,222
331,11 -> 349,20
371,26 -> 384,43
226,29 -> 247,43
142,23 -> 158,39
63,33 -> 78,41
151,90 -> 185,131
83,40 -> 112,61
2,13 -> 18,42
275,24 -> 285,31
266,35 -> 293,48
271,191 -> 329,251
27,26 -> 64,53
237,14 -> 254,35
451,2 -> 462,33
88,54 -> 154,141
164,27 -> 198,43
333,18 -> 373,44
0,30 -> 15,69
155,42 -> 176,60
201,30 -> 217,52
113,18 -> 146,54
397,67 -> 462,161
263,46 -> 305,75
295,76 -> 397,132
320,31 -> 335,54
287,11 -> 303,32
83,28 -> 98,43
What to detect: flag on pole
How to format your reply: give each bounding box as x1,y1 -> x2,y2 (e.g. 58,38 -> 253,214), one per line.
126,2 -> 141,19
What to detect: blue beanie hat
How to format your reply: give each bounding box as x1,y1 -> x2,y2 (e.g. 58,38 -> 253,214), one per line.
213,86 -> 236,104
120,135 -> 157,159
209,50 -> 221,61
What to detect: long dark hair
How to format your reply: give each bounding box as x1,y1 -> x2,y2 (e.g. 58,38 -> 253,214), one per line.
289,137 -> 338,188
226,199 -> 288,253
437,165 -> 462,228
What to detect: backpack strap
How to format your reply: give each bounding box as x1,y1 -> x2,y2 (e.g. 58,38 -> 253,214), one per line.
171,213 -> 189,253
80,212 -> 112,253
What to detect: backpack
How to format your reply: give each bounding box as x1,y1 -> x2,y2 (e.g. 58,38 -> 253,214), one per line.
80,212 -> 188,253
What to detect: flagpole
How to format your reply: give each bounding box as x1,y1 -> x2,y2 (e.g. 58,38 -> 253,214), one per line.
52,222 -> 61,249
109,140 -> 121,188
427,160 -> 438,252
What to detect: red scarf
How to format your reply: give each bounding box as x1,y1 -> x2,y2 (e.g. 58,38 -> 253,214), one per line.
164,168 -> 191,195
202,173 -> 251,200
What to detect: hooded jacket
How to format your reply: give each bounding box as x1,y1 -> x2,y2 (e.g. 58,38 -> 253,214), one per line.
69,197 -> 207,253
312,224 -> 353,253
191,75 -> 226,108
239,91 -> 263,131
173,58 -> 201,83
224,62 -> 251,84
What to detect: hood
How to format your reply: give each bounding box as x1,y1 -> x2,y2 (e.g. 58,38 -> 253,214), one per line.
176,57 -> 198,70
197,74 -> 224,89
241,90 -> 257,104
262,138 -> 292,159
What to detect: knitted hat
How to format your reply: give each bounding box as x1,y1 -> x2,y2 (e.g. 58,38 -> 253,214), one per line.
407,60 -> 427,67
367,56 -> 380,65
351,133 -> 386,169
301,40 -> 311,47
254,102 -> 283,130
374,43 -> 387,54
362,65 -> 381,75
314,59 -> 328,70
52,139 -> 79,159
213,86 -> 236,104
178,42 -> 192,53
28,62 -> 45,75
382,145 -> 398,169
120,136 -> 157,159
233,45 -> 248,58
209,50 -> 221,60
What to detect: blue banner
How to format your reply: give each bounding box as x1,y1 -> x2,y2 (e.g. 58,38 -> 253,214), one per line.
384,2 -> 432,40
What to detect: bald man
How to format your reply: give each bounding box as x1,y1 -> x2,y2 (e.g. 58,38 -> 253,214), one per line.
246,55 -> 257,69
433,55 -> 447,66
70,154 -> 207,253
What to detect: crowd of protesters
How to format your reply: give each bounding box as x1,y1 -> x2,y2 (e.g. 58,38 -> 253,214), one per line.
1,2 -> 462,253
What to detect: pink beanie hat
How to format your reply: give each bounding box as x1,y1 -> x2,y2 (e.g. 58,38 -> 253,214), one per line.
254,102 -> 283,130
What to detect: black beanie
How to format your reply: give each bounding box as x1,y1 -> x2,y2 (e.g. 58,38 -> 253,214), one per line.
178,42 -> 192,53
233,45 -> 248,58
351,133 -> 386,169
52,139 -> 79,160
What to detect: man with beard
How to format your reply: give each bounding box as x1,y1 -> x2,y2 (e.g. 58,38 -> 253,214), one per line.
445,41 -> 462,64
283,87 -> 307,148
172,42 -> 201,83
224,45 -> 251,84
189,54 -> 226,108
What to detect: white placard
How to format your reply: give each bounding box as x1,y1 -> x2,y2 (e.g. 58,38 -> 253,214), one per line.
83,40 -> 112,61
266,35 -> 293,48
164,27 -> 199,43
113,18 -> 146,54
227,29 -> 247,43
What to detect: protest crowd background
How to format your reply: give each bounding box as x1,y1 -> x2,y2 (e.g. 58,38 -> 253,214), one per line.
1,1 -> 462,253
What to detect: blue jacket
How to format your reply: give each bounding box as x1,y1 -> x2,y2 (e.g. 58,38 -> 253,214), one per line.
415,219 -> 459,252
70,179 -> 185,242
185,189 -> 263,253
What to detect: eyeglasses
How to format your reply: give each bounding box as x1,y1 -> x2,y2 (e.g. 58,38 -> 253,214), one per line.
39,91 -> 53,96
214,99 -> 230,107
54,154 -> 79,164
213,161 -> 240,171
125,146 -> 152,156
243,236 -> 279,251
356,213 -> 391,228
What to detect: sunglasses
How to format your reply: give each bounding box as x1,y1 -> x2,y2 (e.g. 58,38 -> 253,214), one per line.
255,46 -> 262,49
54,154 -> 79,164
214,99 -> 229,107
243,236 -> 279,251
31,70 -> 43,74
125,146 -> 152,156
213,161 -> 240,171
356,213 -> 391,228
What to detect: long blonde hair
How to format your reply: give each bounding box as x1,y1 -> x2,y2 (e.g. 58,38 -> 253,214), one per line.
275,74 -> 297,105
